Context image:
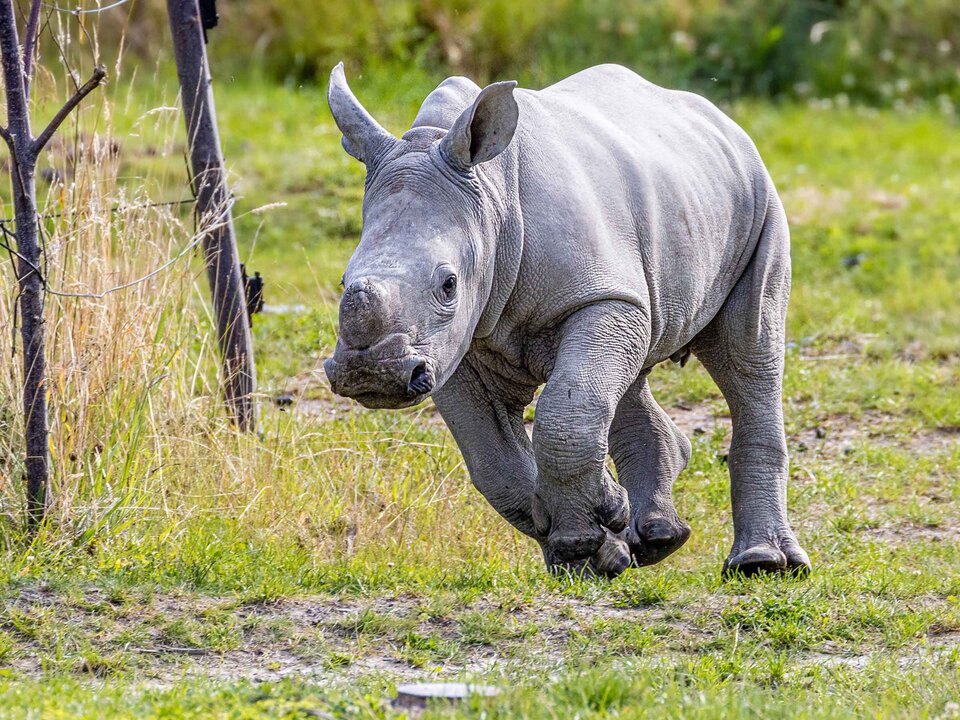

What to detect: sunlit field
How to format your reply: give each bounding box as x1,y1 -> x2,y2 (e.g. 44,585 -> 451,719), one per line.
0,66 -> 958,717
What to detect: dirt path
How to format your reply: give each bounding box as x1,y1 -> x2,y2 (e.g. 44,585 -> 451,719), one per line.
4,585 -> 958,686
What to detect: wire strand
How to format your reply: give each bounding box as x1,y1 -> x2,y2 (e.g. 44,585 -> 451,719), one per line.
0,196 -> 196,226
41,0 -> 134,15
36,228 -> 206,299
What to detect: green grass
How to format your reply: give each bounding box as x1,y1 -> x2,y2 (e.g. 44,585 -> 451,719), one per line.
0,69 -> 957,717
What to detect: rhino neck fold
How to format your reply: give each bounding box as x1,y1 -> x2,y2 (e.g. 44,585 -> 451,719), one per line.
474,142 -> 523,339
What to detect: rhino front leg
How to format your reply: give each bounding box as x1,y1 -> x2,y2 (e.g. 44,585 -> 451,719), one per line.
609,375 -> 692,566
692,205 -> 810,577
531,301 -> 648,572
434,356 -> 632,577
433,357 -> 539,537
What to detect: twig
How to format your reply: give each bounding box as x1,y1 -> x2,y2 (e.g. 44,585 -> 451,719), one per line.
0,222 -> 46,282
31,64 -> 106,155
0,124 -> 11,150
132,645 -> 210,656
22,0 -> 42,98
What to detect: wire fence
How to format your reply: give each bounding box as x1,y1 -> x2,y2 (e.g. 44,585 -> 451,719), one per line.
0,197 -> 201,299
0,195 -> 283,300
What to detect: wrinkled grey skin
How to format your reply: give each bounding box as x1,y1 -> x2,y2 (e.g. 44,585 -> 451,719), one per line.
324,62 -> 811,579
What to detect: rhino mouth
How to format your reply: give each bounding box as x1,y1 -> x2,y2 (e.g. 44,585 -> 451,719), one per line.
351,390 -> 429,410
324,354 -> 436,409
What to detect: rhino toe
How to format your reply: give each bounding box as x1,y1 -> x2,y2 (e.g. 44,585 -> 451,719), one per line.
629,514 -> 691,567
722,540 -> 810,579
540,527 -> 633,580
589,529 -> 632,578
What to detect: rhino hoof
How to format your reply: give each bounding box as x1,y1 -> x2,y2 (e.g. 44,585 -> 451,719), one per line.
722,543 -> 811,578
589,529 -> 632,578
629,516 -> 691,567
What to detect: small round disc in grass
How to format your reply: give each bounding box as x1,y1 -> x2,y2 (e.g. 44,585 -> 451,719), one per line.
394,683 -> 500,709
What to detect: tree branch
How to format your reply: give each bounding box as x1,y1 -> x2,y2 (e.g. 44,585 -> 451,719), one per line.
0,125 -> 11,150
22,0 -> 42,100
31,64 -> 106,155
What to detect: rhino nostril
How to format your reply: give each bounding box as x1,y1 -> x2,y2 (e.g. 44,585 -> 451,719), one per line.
408,361 -> 433,395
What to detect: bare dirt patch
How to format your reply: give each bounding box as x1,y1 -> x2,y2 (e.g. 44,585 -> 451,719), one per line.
861,522 -> 960,546
804,631 -> 960,672
666,401 -> 957,460
780,185 -> 910,230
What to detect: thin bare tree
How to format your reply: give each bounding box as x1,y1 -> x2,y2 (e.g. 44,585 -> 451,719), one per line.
0,0 -> 106,524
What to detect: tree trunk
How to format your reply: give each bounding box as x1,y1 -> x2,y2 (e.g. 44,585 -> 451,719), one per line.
0,0 -> 49,523
166,0 -> 258,430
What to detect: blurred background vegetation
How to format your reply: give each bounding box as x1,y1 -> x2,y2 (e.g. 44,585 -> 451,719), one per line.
81,0 -> 960,108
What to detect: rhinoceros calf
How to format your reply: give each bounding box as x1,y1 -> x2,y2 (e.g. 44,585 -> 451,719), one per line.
323,63 -> 810,579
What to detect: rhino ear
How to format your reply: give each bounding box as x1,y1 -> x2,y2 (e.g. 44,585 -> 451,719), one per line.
327,62 -> 395,164
439,80 -> 518,171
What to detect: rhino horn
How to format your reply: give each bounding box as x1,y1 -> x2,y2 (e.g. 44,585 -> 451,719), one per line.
328,62 -> 395,164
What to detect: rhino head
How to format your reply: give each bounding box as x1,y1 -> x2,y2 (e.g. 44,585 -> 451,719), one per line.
323,64 -> 520,409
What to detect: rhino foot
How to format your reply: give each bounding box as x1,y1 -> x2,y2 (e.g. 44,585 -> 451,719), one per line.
533,472 -> 631,572
722,531 -> 811,578
627,513 -> 691,567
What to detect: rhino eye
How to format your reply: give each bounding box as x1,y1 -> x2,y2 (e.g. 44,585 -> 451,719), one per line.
441,273 -> 457,299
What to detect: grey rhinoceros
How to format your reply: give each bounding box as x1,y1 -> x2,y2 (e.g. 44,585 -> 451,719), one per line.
323,62 -> 810,579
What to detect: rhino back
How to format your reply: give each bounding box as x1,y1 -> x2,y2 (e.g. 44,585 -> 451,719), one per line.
507,64 -> 774,365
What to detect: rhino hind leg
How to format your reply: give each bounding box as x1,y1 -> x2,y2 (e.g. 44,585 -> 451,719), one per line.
609,375 -> 692,567
692,203 -> 810,578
